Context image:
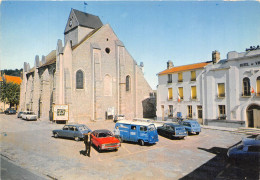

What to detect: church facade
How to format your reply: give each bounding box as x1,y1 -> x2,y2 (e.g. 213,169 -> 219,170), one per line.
19,9 -> 154,122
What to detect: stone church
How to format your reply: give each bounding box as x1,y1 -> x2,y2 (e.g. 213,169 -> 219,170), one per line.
19,9 -> 154,122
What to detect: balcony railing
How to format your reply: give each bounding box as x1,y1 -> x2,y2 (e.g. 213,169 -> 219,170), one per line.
167,80 -> 172,84
190,78 -> 196,82
241,92 -> 251,97
178,80 -> 183,83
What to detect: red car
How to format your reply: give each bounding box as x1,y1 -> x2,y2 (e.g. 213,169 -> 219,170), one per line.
91,129 -> 121,152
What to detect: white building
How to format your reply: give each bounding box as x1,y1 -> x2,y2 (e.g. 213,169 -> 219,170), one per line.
157,48 -> 260,128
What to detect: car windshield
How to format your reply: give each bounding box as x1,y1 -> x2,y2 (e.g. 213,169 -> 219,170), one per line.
78,125 -> 89,131
98,131 -> 113,138
148,124 -> 156,131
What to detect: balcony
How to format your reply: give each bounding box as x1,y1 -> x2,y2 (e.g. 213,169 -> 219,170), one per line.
167,80 -> 172,84
178,80 -> 183,83
241,92 -> 251,97
190,78 -> 196,82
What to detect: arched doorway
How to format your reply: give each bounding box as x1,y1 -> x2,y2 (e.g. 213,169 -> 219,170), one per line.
247,104 -> 260,128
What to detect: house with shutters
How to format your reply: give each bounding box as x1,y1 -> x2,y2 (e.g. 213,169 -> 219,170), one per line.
157,49 -> 260,128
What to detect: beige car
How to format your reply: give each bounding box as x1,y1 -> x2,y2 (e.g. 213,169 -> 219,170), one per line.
21,111 -> 37,121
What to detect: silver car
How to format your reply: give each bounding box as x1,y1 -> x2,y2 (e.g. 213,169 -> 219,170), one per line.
52,124 -> 92,141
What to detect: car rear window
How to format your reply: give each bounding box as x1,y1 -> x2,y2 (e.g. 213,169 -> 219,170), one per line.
98,131 -> 113,138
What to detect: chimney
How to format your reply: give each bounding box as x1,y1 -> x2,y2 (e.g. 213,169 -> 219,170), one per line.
212,50 -> 220,64
167,60 -> 173,69
35,55 -> 40,67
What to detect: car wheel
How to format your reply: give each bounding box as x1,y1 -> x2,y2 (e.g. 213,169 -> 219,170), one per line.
74,137 -> 80,141
98,146 -> 101,152
196,132 -> 200,135
54,133 -> 59,138
139,139 -> 144,146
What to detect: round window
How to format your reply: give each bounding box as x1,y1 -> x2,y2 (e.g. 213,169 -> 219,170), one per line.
105,48 -> 110,54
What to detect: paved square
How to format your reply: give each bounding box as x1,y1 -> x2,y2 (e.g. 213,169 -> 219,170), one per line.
0,114 -> 258,179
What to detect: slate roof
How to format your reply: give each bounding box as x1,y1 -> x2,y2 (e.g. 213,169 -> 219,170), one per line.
158,62 -> 210,75
72,9 -> 103,30
40,50 -> 56,68
72,26 -> 102,50
3,75 -> 22,85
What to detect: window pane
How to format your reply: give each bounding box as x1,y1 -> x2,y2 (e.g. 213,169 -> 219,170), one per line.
243,77 -> 250,96
191,71 -> 196,81
126,76 -> 130,91
257,77 -> 260,95
178,73 -> 183,82
178,87 -> 183,99
191,86 -> 197,99
76,70 -> 83,89
218,83 -> 225,97
168,88 -> 173,100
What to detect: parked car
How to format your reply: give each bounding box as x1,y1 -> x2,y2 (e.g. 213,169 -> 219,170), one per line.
4,108 -> 16,114
227,136 -> 260,161
114,114 -> 125,122
157,123 -> 187,139
17,111 -> 25,118
115,120 -> 159,146
91,129 -> 121,152
181,120 -> 201,135
21,111 -> 37,121
53,124 -> 91,141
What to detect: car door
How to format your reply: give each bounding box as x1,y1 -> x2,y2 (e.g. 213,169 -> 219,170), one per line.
129,125 -> 138,142
60,125 -> 69,137
91,132 -> 98,147
165,125 -> 171,136
66,126 -> 75,138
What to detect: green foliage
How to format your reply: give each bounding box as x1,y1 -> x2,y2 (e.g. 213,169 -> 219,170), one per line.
1,69 -> 23,77
0,81 -> 20,107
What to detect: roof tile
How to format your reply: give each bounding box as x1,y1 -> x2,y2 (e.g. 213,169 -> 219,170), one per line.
158,62 -> 210,75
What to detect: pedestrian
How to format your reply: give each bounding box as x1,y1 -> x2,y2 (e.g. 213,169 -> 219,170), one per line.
84,132 -> 91,157
113,126 -> 121,142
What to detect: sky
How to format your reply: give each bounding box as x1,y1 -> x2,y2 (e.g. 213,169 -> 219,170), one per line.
1,1 -> 260,89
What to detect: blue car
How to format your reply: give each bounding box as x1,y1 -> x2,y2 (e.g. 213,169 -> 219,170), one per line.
227,135 -> 260,161
157,123 -> 187,139
53,124 -> 91,141
115,120 -> 159,146
181,120 -> 201,135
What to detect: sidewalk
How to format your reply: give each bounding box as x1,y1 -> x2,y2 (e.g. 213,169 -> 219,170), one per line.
201,125 -> 260,135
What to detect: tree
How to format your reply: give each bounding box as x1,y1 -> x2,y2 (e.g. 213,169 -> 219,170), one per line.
0,81 -> 20,108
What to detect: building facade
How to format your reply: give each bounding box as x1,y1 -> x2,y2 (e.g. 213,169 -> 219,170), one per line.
19,9 -> 154,123
157,49 -> 260,128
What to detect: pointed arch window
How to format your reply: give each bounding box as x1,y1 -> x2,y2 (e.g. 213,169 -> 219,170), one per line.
126,75 -> 131,92
242,77 -> 250,96
76,70 -> 84,89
